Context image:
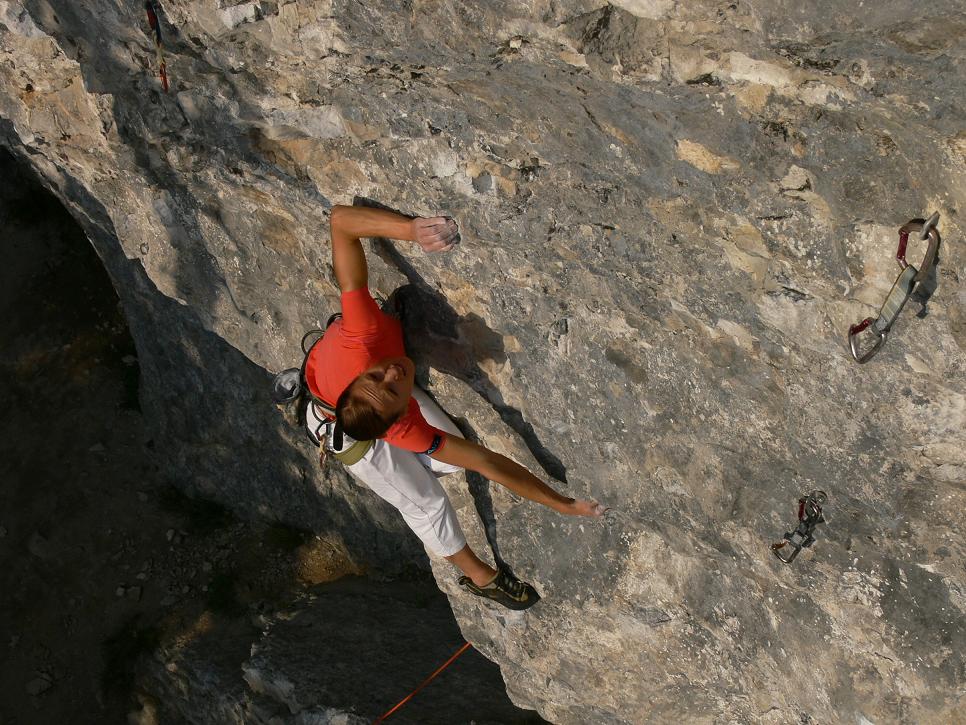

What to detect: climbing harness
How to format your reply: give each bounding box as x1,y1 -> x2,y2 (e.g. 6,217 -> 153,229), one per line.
373,641 -> 472,723
848,213 -> 941,363
772,490 -> 827,564
144,1 -> 169,92
271,314 -> 375,467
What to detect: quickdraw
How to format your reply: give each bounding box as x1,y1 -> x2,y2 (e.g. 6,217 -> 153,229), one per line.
772,490 -> 827,564
144,1 -> 169,92
848,212 -> 941,363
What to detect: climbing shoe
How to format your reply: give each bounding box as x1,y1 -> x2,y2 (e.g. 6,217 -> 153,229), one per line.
459,569 -> 540,611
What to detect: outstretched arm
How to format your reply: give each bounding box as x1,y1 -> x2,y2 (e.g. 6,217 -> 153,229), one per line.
330,205 -> 458,293
431,436 -> 606,517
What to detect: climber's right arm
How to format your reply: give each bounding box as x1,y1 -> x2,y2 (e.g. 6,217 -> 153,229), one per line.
330,205 -> 459,293
431,436 -> 606,517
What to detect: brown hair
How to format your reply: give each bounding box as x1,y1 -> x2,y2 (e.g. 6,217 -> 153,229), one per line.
335,378 -> 397,441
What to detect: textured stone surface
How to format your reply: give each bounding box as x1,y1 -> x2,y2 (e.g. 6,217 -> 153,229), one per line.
140,578 -> 545,724
2,0 -> 965,722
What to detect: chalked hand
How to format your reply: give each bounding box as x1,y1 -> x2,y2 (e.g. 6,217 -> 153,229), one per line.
567,499 -> 608,517
413,216 -> 459,253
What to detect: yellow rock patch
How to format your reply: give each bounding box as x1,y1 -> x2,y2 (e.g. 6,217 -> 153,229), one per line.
733,83 -> 772,113
675,139 -> 741,174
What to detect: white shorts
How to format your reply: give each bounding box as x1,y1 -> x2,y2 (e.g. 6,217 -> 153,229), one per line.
307,387 -> 467,557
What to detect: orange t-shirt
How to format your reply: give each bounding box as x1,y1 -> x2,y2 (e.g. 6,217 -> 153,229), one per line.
305,288 -> 447,454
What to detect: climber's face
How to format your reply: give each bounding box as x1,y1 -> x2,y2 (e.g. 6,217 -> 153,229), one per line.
354,356 -> 415,422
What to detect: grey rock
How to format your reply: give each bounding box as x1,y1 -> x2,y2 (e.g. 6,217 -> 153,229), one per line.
25,676 -> 52,696
1,0 -> 964,722
780,165 -> 810,192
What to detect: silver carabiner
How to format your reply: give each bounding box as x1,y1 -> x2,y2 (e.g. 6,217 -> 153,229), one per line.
848,317 -> 888,364
920,211 -> 940,241
897,215 -> 941,283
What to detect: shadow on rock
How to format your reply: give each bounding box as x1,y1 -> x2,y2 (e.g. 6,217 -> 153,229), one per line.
355,198 -> 568,485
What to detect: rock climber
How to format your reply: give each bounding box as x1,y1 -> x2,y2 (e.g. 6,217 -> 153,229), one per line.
304,204 -> 605,610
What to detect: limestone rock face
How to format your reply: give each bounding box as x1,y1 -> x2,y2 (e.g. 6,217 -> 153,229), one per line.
2,0 -> 965,722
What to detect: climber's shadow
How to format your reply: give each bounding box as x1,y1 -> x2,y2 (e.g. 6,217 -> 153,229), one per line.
353,197 -> 568,568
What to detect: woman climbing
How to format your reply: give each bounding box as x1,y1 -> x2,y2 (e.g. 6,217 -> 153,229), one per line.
305,204 -> 605,610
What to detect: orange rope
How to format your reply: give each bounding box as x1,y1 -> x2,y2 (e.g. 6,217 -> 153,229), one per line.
373,641 -> 472,723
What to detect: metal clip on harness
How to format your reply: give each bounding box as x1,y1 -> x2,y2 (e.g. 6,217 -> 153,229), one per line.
848,213 -> 941,363
772,490 -> 827,564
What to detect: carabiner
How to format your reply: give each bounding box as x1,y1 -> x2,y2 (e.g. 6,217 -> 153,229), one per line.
772,490 -> 827,565
897,214 -> 941,283
848,317 -> 887,364
848,214 -> 940,363
772,539 -> 804,564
